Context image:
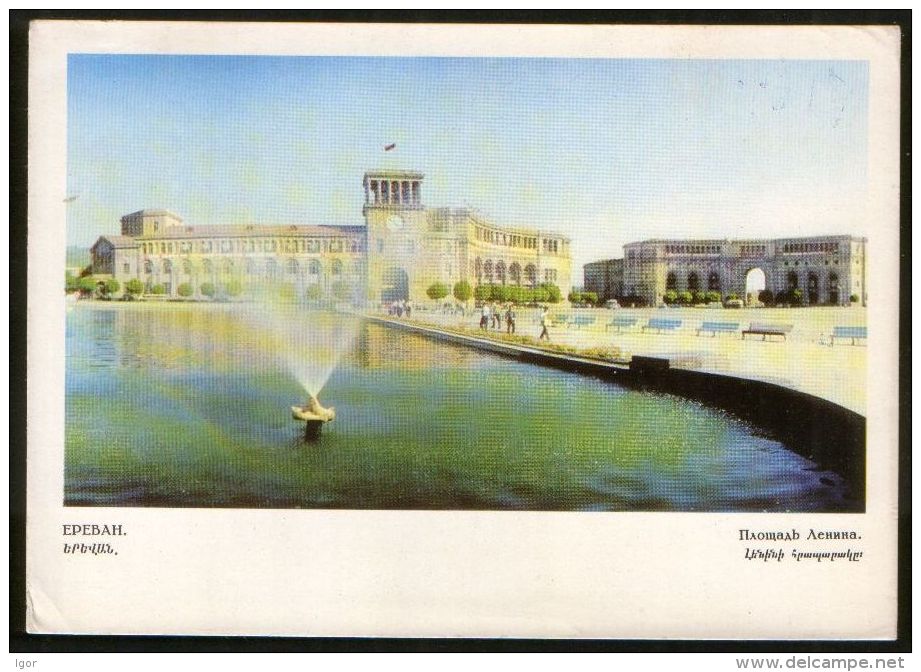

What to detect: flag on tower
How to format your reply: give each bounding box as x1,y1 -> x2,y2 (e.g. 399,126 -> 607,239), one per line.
384,143 -> 396,152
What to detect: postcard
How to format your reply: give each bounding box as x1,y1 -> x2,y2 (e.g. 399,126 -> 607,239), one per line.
25,21 -> 901,638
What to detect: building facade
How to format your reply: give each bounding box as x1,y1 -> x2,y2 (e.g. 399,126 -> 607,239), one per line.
583,258 -> 624,301
90,170 -> 572,304
585,236 -> 867,307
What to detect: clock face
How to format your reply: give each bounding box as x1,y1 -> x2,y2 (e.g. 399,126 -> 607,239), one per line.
386,215 -> 405,232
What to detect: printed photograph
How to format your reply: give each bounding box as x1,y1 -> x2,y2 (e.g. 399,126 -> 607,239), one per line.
65,54 -> 869,512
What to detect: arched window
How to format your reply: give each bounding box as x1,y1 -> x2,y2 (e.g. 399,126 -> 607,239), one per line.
309,259 -> 321,275
495,260 -> 506,285
265,259 -> 279,278
666,272 -> 677,290
475,257 -> 483,284
483,260 -> 494,283
707,272 -> 720,291
245,258 -> 256,275
144,259 -> 153,274
286,259 -> 299,275
163,259 -> 173,274
183,259 -> 192,275
787,271 -> 799,290
202,259 -> 213,274
331,259 -> 343,276
827,273 -> 839,304
807,272 -> 819,304
524,264 -> 537,288
509,262 -> 521,285
222,258 -> 234,275
687,272 -> 700,291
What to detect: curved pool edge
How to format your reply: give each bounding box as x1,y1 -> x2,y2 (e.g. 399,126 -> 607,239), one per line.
366,315 -> 866,508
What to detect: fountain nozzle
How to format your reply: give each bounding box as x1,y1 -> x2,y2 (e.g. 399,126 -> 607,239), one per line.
292,394 -> 336,423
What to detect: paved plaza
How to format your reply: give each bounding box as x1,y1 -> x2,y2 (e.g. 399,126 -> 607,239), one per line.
389,305 -> 868,416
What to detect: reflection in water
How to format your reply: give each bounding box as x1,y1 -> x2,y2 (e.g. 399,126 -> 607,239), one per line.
65,304 -> 859,511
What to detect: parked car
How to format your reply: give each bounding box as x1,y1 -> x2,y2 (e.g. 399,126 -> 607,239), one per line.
724,299 -> 744,309
603,299 -> 621,309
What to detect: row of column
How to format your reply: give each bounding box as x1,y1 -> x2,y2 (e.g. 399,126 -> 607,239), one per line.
366,179 -> 421,206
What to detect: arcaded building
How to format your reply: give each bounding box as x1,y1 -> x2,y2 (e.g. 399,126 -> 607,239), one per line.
90,171 -> 572,304
585,236 -> 867,306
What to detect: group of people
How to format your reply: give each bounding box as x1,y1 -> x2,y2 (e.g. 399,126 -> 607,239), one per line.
387,299 -> 413,318
479,302 -> 518,334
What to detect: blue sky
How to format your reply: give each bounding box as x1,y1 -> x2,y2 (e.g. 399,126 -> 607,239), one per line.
67,55 -> 868,270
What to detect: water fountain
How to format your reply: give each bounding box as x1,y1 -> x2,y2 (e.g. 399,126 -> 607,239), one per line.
235,281 -> 363,440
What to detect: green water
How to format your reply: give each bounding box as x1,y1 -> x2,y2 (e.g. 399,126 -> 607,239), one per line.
65,304 -> 856,511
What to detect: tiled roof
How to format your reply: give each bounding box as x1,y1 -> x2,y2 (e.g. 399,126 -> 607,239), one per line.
93,235 -> 139,249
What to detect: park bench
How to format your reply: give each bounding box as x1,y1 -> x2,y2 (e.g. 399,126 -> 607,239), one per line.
605,316 -> 638,332
696,321 -> 740,337
741,322 -> 793,341
569,315 -> 596,329
830,326 -> 867,345
551,314 -> 569,327
641,318 -> 682,334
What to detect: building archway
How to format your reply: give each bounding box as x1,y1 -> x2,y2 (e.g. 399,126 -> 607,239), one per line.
807,272 -> 819,305
745,267 -> 766,305
381,266 -> 409,303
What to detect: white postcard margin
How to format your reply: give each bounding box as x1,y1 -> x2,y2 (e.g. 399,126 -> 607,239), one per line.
26,22 -> 901,638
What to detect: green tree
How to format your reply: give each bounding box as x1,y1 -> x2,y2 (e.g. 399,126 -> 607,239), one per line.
663,290 -> 678,305
726,292 -> 740,301
849,294 -> 859,303
704,290 -> 721,304
506,285 -> 524,304
582,291 -> 598,305
790,288 -> 804,306
543,283 -> 562,304
224,278 -> 243,297
678,291 -> 693,305
332,281 -> 352,301
568,291 -> 582,304
200,282 -> 216,299
151,284 -> 166,295
692,290 -> 706,304
177,282 -> 194,298
426,282 -> 449,301
474,284 -> 492,302
78,276 -> 98,297
65,271 -> 80,294
103,278 -> 120,298
453,280 -> 473,304
305,284 -> 322,300
125,278 -> 144,297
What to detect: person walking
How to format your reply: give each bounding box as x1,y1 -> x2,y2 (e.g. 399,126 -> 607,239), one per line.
480,303 -> 490,330
538,306 -> 550,341
505,304 -> 516,334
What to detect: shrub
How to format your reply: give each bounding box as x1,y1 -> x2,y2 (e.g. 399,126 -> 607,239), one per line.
790,288 -> 804,306
774,290 -> 787,305
663,290 -> 678,305
726,293 -> 740,301
518,287 -> 535,304
678,291 -> 693,305
78,276 -> 98,297
849,294 -> 859,303
581,291 -> 598,306
200,282 -> 216,299
758,289 -> 774,305
65,272 -> 80,294
224,278 -> 243,297
177,282 -> 194,298
426,282 -> 449,301
305,284 -> 322,300
491,284 -> 511,302
531,285 -> 550,303
693,290 -> 707,305
568,291 -> 582,304
125,278 -> 144,297
104,278 -> 121,297
474,284 -> 492,302
506,285 -> 524,304
704,290 -> 721,304
453,280 -> 473,303
151,284 -> 166,295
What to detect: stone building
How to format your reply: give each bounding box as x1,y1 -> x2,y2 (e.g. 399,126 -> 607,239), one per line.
583,258 -> 624,301
585,235 -> 867,307
90,170 -> 572,304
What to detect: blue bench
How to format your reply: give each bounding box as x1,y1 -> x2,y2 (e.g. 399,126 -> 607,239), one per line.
642,318 -> 682,333
606,316 -> 638,332
569,315 -> 596,329
742,322 -> 793,341
551,314 -> 569,327
697,321 -> 740,337
831,326 -> 867,345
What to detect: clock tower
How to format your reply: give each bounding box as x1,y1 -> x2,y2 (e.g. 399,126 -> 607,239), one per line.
363,170 -> 427,303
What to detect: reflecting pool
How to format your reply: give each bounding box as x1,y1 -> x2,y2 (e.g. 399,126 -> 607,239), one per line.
65,304 -> 859,511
